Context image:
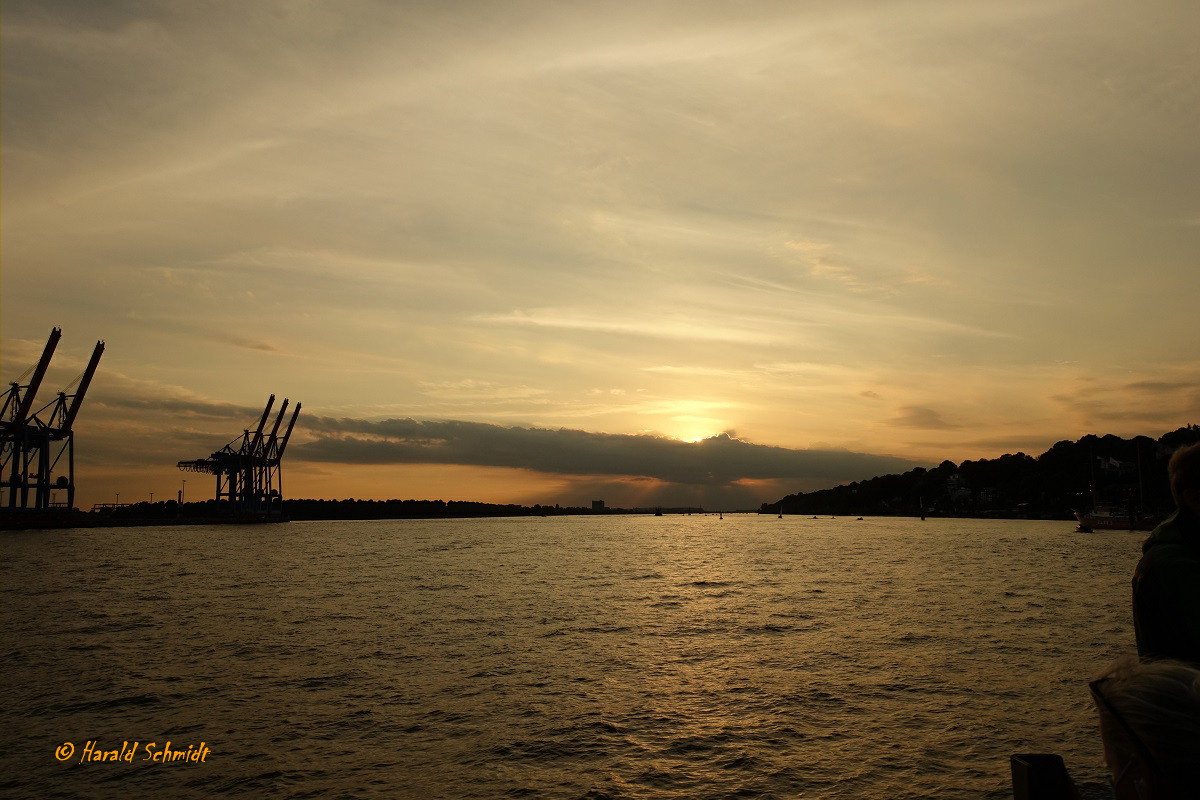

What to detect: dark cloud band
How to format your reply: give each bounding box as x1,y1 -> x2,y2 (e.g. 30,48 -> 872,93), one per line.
294,417 -> 920,486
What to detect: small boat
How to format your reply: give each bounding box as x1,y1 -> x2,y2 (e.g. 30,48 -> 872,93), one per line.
1074,506 -> 1161,532
1076,442 -> 1160,532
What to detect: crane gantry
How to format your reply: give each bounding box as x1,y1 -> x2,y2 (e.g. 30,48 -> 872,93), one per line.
1,327 -> 105,510
177,394 -> 301,516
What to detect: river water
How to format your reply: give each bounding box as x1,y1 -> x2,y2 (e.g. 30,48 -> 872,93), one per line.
1,515 -> 1142,799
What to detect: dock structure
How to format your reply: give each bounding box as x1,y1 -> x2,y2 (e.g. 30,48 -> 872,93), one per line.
177,395 -> 301,516
0,328 -> 105,510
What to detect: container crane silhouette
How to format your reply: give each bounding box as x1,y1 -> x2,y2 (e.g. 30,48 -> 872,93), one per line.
177,395 -> 301,516
1,327 -> 105,510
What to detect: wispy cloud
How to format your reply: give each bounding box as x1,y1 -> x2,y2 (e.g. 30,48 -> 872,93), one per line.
641,365 -> 747,378
886,406 -> 961,430
1052,368 -> 1200,431
418,380 -> 548,401
221,336 -> 280,353
476,309 -> 775,345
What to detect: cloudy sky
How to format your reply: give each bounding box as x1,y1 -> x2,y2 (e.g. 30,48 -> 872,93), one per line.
3,0 -> 1198,510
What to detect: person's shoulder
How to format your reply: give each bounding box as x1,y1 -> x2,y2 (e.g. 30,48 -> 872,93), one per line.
1139,544 -> 1200,571
1137,536 -> 1200,590
1138,512 -> 1198,569
1142,509 -> 1200,551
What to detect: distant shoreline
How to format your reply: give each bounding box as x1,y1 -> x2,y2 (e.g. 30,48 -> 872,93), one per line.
1,503 -> 1082,531
1,500 -> 703,530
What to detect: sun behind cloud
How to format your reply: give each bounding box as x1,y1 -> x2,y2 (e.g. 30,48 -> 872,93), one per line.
669,417 -> 726,444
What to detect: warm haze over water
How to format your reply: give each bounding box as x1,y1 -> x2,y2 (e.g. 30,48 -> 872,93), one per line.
2,1 -> 1198,511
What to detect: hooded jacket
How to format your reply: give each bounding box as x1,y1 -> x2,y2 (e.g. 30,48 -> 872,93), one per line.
1132,507 -> 1200,664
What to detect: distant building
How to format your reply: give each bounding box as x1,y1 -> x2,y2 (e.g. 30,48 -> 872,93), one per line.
945,473 -> 971,503
592,500 -> 605,511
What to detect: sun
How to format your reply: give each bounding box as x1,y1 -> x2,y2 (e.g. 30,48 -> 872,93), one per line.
668,413 -> 726,445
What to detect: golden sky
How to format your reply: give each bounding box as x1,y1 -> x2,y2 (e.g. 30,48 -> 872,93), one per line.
3,1 -> 1198,510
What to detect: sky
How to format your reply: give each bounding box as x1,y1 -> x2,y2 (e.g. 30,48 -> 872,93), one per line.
3,0 -> 1198,511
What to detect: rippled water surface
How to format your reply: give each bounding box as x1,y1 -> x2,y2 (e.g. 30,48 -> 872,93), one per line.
1,515 -> 1143,799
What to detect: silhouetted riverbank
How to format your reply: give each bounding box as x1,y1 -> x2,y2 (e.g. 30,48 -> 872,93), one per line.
0,507 -> 288,531
0,499 -> 710,530
764,425 -> 1200,519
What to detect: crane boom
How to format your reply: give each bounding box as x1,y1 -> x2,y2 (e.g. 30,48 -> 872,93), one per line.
249,395 -> 275,455
58,340 -> 105,434
8,328 -> 61,430
269,399 -> 289,440
276,402 -> 302,461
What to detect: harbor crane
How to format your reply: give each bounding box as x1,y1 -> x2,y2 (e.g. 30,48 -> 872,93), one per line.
1,327 -> 105,510
177,395 -> 301,515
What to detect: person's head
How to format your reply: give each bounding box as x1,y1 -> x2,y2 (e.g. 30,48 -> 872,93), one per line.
1168,442 -> 1200,513
1090,657 -> 1200,800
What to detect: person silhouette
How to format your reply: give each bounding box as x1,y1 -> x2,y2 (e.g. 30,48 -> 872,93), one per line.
1132,442 -> 1200,664
1089,657 -> 1200,800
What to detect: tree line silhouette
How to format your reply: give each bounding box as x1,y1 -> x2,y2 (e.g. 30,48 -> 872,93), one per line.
761,426 -> 1200,519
